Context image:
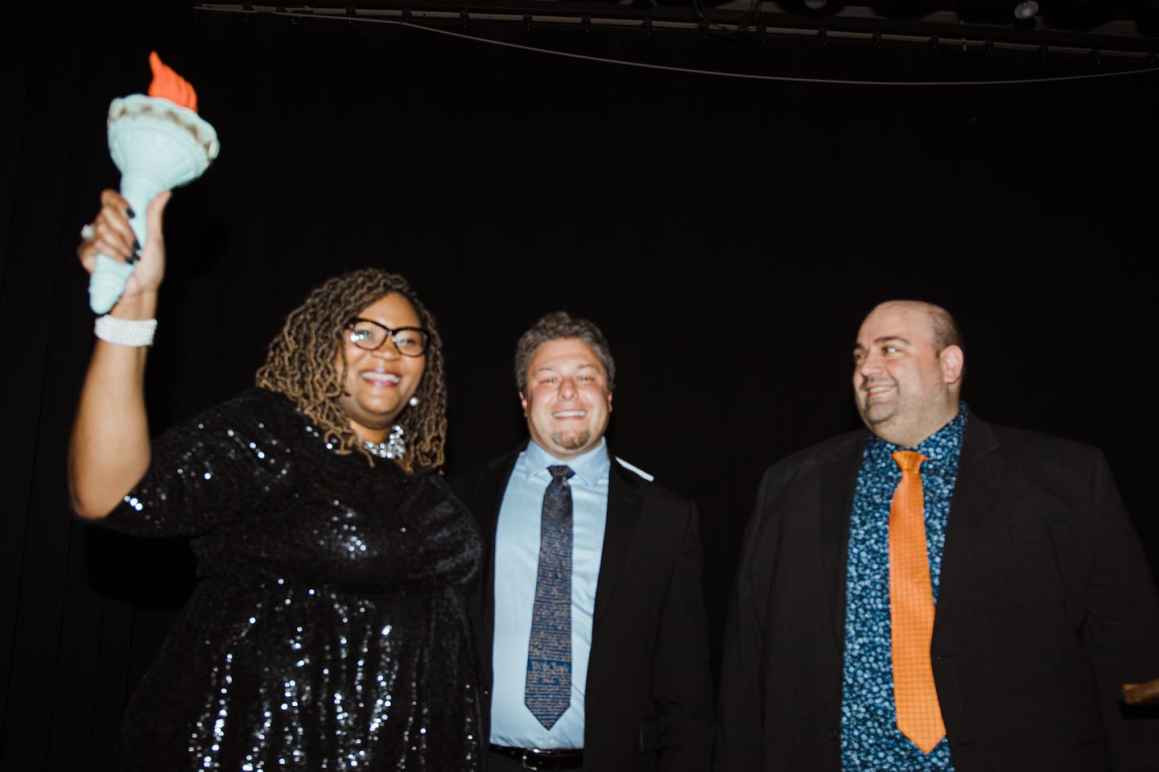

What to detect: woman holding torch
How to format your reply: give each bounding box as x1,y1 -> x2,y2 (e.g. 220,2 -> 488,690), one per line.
70,189 -> 482,771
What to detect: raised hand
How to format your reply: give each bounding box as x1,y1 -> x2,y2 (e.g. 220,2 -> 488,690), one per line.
78,188 -> 171,304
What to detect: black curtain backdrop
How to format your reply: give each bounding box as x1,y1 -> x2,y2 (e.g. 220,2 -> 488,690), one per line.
2,7 -> 1157,770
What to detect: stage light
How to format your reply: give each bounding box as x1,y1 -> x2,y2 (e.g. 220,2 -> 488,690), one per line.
1013,1 -> 1039,21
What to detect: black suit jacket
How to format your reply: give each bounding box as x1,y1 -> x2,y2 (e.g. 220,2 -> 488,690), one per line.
455,447 -> 714,772
717,416 -> 1159,772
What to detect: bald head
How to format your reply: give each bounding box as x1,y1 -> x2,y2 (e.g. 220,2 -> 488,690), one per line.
852,301 -> 965,447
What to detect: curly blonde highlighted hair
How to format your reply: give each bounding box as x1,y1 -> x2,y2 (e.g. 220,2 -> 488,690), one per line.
255,269 -> 446,472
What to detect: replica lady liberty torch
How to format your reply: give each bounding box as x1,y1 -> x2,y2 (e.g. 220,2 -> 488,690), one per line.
89,52 -> 220,314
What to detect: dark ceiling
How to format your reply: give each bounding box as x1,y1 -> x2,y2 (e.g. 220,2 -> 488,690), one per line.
194,2 -> 1159,83
199,2 -> 1159,52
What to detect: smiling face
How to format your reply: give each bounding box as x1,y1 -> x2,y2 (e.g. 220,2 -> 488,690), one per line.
852,301 -> 964,447
520,337 -> 613,460
335,292 -> 426,443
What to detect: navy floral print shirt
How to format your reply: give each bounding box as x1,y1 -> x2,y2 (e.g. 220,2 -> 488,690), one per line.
840,406 -> 967,771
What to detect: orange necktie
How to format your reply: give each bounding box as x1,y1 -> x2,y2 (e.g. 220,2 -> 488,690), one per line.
889,450 -> 946,754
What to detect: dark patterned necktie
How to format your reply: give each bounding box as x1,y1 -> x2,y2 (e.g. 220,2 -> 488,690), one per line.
524,464 -> 575,730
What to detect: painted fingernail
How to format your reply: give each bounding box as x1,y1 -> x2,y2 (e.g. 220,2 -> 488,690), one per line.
126,206 -> 136,219
133,238 -> 142,252
128,249 -> 141,265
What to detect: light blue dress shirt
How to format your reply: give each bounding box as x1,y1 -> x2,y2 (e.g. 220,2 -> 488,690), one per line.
490,439 -> 610,749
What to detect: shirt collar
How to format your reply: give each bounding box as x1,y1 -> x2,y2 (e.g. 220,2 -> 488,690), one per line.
865,402 -> 969,476
524,437 -> 611,487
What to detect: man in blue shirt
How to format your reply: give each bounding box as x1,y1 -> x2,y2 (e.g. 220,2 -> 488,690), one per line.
455,311 -> 713,772
717,300 -> 1159,771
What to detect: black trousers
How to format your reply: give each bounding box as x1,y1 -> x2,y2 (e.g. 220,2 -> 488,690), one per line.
486,749 -> 527,772
486,747 -> 585,771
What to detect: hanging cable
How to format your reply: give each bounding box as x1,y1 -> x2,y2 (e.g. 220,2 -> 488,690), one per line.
193,6 -> 1159,88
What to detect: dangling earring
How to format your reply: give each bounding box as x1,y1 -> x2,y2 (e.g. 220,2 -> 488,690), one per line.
409,396 -> 419,407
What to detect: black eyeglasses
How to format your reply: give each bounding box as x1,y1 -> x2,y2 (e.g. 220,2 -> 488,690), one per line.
345,318 -> 432,357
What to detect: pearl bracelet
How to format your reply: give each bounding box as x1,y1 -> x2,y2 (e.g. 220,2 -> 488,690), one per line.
94,315 -> 157,347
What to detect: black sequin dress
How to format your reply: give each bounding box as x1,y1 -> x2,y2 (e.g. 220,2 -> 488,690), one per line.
101,388 -> 483,771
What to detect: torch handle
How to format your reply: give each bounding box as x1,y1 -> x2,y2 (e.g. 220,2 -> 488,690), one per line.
87,176 -> 160,314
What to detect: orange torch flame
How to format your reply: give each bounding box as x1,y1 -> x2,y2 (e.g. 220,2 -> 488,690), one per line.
147,51 -> 198,113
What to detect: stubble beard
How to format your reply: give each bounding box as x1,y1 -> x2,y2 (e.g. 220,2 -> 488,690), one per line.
550,428 -> 592,452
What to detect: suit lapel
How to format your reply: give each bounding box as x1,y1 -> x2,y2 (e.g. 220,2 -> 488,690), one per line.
820,433 -> 869,653
480,451 -> 522,690
811,418 -> 1002,659
933,416 -> 1003,643
591,458 -> 644,634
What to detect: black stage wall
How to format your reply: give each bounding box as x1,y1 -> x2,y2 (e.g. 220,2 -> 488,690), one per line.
2,7 -> 1157,770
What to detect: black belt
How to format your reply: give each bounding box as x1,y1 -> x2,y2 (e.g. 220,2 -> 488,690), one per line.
489,743 -> 584,771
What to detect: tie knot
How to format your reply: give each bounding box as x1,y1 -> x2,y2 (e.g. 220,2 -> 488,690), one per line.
892,450 -> 927,473
547,464 -> 575,481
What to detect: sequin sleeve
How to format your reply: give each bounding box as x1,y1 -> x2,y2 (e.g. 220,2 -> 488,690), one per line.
100,389 -> 293,537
